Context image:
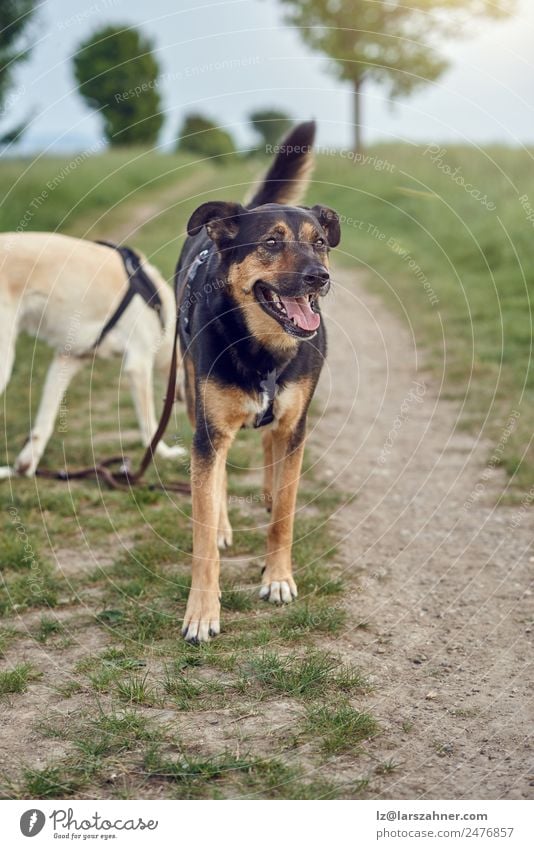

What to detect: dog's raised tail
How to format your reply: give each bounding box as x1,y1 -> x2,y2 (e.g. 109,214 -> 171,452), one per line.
247,120 -> 316,208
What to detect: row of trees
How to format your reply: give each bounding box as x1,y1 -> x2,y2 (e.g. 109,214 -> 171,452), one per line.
73,25 -> 294,153
177,110 -> 292,159
1,1 -> 517,154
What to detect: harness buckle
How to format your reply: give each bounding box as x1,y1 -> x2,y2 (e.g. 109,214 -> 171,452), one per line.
254,368 -> 279,428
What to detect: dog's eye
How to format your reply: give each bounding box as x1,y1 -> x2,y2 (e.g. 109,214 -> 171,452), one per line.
264,237 -> 280,249
314,238 -> 326,249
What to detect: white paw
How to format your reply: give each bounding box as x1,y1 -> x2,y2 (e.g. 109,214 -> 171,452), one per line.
181,617 -> 220,644
0,466 -> 15,480
14,451 -> 37,477
182,588 -> 221,644
259,579 -> 297,604
156,442 -> 187,460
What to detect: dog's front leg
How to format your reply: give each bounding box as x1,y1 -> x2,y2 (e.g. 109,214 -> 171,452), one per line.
182,428 -> 232,643
260,417 -> 306,604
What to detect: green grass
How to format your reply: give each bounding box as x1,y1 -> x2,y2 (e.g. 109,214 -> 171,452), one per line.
239,650 -> 369,699
162,667 -> 203,708
18,765 -> 85,799
0,148 -> 215,237
376,759 -> 400,775
75,711 -> 157,758
0,567 -> 62,614
35,616 -> 64,643
0,628 -> 17,658
0,663 -> 38,695
306,704 -> 380,754
220,584 -> 254,612
142,747 -> 355,800
278,601 -> 346,637
116,673 -> 161,706
0,534 -> 42,572
144,747 -> 255,784
296,564 -> 344,597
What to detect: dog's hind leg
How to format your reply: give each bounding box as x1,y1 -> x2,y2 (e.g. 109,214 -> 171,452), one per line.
262,430 -> 274,513
0,321 -> 16,397
126,358 -> 186,459
0,304 -> 19,479
217,467 -> 233,549
175,361 -> 186,402
260,416 -> 306,605
14,352 -> 84,476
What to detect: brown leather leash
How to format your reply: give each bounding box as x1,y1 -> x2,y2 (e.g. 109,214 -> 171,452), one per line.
35,244 -> 190,494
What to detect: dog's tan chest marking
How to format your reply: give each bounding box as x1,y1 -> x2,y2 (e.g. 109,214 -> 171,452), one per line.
200,376 -> 312,436
200,377 -> 273,431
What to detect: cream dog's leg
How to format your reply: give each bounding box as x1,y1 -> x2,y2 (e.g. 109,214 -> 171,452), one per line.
15,353 -> 84,476
0,326 -> 16,397
0,304 -> 18,479
125,358 -> 186,459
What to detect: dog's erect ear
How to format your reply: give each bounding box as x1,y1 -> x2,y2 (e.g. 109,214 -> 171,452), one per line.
310,204 -> 341,248
187,201 -> 246,243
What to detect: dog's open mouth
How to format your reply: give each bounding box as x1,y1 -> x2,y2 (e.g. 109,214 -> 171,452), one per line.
254,282 -> 321,337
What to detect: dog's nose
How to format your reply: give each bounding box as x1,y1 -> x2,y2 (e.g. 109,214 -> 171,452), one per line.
303,265 -> 330,293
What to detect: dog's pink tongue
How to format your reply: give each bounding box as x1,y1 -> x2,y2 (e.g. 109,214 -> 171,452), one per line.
280,295 -> 320,331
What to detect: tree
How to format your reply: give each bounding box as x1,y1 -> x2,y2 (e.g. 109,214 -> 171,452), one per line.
249,108 -> 292,149
0,0 -> 36,145
273,0 -> 516,154
73,25 -> 163,147
177,113 -> 236,163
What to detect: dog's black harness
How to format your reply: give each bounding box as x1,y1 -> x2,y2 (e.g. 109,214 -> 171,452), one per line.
92,240 -> 164,348
178,247 -> 210,348
178,246 -> 281,429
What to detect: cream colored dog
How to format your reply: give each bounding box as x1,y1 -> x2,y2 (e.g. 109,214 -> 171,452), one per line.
0,232 -> 185,478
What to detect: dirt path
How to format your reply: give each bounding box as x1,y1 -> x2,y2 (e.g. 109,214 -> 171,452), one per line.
71,171 -> 210,244
315,269 -> 533,799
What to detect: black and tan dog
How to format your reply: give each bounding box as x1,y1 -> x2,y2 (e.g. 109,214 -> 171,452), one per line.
175,121 -> 340,643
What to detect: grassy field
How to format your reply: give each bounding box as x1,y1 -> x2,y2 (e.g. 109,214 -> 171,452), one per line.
0,141 -> 532,799
314,143 -> 534,494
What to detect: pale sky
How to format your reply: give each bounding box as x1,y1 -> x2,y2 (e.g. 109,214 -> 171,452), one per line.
5,0 -> 534,153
